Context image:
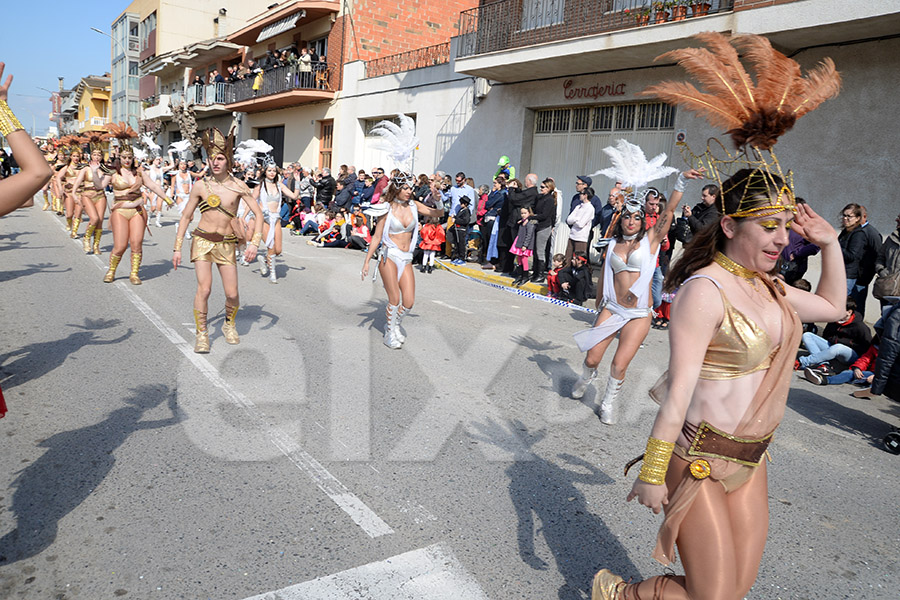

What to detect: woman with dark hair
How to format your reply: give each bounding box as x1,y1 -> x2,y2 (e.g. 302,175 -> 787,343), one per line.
252,162 -> 299,283
530,177 -> 557,281
361,176 -> 444,348
72,141 -> 113,254
54,142 -> 84,237
591,32 -> 846,600
838,202 -> 866,295
101,124 -> 172,284
571,164 -> 700,425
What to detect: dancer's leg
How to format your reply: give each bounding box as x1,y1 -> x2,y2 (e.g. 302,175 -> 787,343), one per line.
609,316 -> 651,380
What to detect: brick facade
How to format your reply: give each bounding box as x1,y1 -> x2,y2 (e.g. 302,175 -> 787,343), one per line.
348,0 -> 479,60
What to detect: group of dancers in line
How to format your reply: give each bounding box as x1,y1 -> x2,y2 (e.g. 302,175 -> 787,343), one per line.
0,32 -> 848,598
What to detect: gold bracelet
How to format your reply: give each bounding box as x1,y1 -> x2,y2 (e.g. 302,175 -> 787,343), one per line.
638,437 -> 675,485
249,232 -> 262,247
0,100 -> 24,137
174,236 -> 184,252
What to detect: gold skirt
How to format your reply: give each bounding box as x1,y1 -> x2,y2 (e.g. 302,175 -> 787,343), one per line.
190,234 -> 237,265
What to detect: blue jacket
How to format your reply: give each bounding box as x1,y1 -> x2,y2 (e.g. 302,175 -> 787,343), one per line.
484,189 -> 506,219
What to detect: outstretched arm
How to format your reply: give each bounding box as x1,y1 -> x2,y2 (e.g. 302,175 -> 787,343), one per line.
648,169 -> 704,252
414,199 -> 444,220
139,170 -> 173,206
0,63 -> 52,217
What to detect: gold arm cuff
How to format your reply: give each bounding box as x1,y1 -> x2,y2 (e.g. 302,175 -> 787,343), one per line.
638,437 -> 675,485
0,100 -> 25,137
174,236 -> 184,252
249,232 -> 262,247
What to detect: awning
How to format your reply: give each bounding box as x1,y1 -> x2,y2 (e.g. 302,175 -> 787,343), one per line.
257,11 -> 305,43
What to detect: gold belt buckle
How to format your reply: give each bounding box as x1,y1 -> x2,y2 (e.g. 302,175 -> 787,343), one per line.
689,459 -> 711,480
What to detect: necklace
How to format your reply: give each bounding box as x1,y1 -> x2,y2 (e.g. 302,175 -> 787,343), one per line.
714,252 -> 773,301
622,233 -> 638,241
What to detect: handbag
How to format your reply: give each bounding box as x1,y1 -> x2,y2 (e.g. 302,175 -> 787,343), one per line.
873,272 -> 900,299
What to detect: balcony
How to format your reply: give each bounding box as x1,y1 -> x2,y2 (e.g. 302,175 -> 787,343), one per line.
224,64 -> 334,114
365,42 -> 451,78
455,0 -> 734,82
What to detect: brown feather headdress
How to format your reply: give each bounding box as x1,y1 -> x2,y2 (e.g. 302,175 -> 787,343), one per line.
640,32 -> 841,217
83,131 -> 111,156
105,121 -> 139,153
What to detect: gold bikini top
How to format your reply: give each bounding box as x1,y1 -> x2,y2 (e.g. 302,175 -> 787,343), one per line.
198,178 -> 236,219
687,275 -> 779,380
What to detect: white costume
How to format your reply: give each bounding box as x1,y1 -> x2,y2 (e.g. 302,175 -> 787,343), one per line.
380,201 -> 419,281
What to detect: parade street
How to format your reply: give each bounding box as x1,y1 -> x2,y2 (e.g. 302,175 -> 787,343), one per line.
1,205 -> 898,600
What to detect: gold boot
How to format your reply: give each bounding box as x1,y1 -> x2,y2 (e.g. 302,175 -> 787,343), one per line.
42,193 -> 50,211
591,569 -> 625,600
222,304 -> 240,345
194,309 -> 210,353
55,197 -> 63,214
129,253 -> 142,285
82,225 -> 95,253
93,227 -> 102,254
70,216 -> 81,239
103,254 -> 122,283
65,216 -> 73,232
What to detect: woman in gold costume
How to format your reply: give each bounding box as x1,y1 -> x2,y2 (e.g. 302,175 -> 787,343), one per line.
591,33 -> 845,600
54,138 -> 86,236
101,122 -> 172,284
72,133 -> 111,254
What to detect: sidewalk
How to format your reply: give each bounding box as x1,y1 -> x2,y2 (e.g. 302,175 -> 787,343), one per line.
434,259 -> 550,297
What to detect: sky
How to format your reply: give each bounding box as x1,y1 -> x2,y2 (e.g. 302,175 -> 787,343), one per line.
1,1 -> 126,136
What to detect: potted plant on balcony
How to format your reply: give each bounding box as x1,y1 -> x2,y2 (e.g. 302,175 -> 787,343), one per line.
652,1 -> 672,23
624,5 -> 652,27
672,0 -> 690,21
691,0 -> 712,17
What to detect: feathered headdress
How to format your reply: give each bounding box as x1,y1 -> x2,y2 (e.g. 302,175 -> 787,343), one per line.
141,133 -> 162,158
105,121 -> 139,153
169,139 -> 192,162
593,139 -> 678,213
234,139 -> 274,170
133,147 -> 148,162
368,113 -> 418,186
640,32 -> 841,218
83,131 -> 110,157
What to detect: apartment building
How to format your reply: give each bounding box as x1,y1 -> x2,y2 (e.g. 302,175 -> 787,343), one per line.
61,75 -> 112,134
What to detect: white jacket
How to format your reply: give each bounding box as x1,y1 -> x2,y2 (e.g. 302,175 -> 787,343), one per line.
566,201 -> 595,242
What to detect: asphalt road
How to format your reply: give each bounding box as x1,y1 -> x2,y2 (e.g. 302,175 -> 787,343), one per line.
1,201 -> 898,600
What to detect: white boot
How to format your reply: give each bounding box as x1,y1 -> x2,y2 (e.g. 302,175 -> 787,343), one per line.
394,305 -> 411,344
383,303 -> 402,349
258,252 -> 268,276
267,255 -> 277,283
571,363 -> 596,399
597,375 -> 625,425
155,212 -> 162,228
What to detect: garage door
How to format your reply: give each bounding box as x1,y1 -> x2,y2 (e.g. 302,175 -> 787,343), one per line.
529,102 -> 678,258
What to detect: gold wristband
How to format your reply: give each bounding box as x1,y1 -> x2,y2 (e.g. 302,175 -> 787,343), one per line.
0,100 -> 25,137
249,232 -> 262,247
174,236 -> 184,252
638,437 -> 675,485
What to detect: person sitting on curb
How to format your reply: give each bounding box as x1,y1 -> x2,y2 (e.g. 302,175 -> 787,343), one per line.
557,251 -> 592,305
804,334 -> 878,386
796,296 -> 872,371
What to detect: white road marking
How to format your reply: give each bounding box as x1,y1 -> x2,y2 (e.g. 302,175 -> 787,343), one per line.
431,300 -> 473,314
43,209 -> 394,539
240,543 -> 490,600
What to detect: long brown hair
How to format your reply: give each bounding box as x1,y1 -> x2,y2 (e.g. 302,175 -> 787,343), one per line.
664,168 -> 784,292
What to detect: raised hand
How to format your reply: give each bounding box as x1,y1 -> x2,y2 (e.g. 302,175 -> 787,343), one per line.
0,62 -> 11,102
791,202 -> 838,247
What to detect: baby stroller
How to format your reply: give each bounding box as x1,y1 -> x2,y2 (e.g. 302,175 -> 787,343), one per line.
885,426 -> 900,455
465,224 -> 482,263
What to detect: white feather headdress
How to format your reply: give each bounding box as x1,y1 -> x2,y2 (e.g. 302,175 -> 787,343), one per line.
169,139 -> 191,161
141,134 -> 161,157
234,139 -> 274,169
133,147 -> 148,162
369,114 -> 418,180
592,139 -> 677,211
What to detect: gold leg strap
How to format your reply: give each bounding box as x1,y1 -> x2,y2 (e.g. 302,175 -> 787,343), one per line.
193,309 -> 208,333
224,304 -> 239,324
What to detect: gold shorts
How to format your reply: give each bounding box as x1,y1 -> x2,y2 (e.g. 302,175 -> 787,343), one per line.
190,235 -> 237,265
114,207 -> 144,220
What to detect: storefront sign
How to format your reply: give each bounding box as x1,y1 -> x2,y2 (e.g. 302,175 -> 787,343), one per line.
563,79 -> 626,100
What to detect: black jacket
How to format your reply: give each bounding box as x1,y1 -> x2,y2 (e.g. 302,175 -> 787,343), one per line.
506,186 -> 538,228
687,201 -> 721,234
838,227 -> 866,280
314,175 -> 336,206
558,263 -> 592,303
454,206 -> 472,228
532,191 -> 557,231
872,302 -> 900,400
821,311 -> 872,356
858,222 -> 883,285
333,186 -> 353,209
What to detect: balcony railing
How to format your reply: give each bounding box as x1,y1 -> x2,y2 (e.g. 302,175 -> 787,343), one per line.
457,0 -> 734,59
364,42 -> 451,78
177,82 -> 235,106
228,63 -> 333,104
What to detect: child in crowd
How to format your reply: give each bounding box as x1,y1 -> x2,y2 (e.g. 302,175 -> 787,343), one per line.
792,278 -> 819,334
451,196 -> 472,265
510,206 -> 535,286
419,216 -> 445,273
547,253 -> 565,298
557,251 -> 592,305
804,335 -> 879,386
347,215 -> 371,251
296,202 -> 325,236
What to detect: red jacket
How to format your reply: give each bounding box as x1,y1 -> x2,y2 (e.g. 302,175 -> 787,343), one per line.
851,343 -> 878,371
419,223 -> 446,251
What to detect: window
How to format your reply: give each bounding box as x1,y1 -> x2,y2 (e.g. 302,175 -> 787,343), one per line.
130,22 -> 138,37
535,102 -> 676,135
521,0 -> 565,31
308,37 -> 328,61
140,12 -> 157,50
128,61 -> 139,76
363,115 -> 415,135
318,121 -> 333,170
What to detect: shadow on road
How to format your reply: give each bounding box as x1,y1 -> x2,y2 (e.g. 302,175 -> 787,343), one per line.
787,386 -> 899,450
0,384 -> 180,565
0,262 -> 71,283
0,318 -> 133,391
471,420 -> 639,600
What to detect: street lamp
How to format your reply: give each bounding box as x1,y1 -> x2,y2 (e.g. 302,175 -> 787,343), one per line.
90,26 -> 138,130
